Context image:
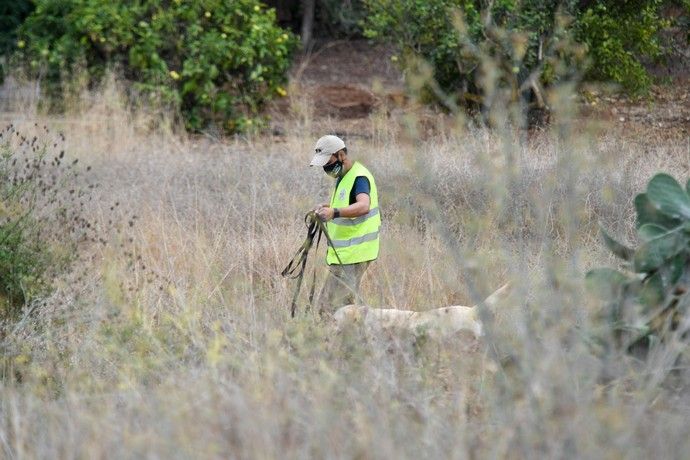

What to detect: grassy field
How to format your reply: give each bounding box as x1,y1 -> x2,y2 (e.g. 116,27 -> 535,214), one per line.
1,80 -> 690,458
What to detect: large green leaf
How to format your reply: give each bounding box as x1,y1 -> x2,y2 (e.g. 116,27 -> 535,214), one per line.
660,252 -> 686,286
646,173 -> 690,220
586,268 -> 629,301
634,193 -> 681,230
637,223 -> 668,242
599,225 -> 634,261
633,229 -> 688,273
639,272 -> 665,308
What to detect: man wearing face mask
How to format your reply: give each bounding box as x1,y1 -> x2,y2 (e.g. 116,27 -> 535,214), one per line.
309,134 -> 381,316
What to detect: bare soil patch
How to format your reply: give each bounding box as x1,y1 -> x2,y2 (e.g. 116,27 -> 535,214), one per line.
269,39 -> 690,142
585,84 -> 690,139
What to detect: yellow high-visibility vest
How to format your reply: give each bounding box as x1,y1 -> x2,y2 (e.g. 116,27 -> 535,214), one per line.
326,161 -> 380,265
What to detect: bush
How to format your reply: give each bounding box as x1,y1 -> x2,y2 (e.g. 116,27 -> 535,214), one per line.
13,0 -> 298,132
576,1 -> 667,95
362,0 -> 669,107
362,0 -> 581,115
0,125 -> 96,317
0,222 -> 49,311
587,173 -> 690,354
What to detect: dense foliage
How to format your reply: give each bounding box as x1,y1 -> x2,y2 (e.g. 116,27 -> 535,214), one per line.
588,173 -> 690,353
576,0 -> 668,95
0,0 -> 34,81
0,1 -> 33,55
2,1 -> 687,129
13,0 -> 298,132
362,0 -> 672,107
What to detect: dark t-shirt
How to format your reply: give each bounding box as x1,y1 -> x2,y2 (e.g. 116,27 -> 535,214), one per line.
335,176 -> 370,205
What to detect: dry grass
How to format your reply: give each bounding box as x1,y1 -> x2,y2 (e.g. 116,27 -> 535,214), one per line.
1,77 -> 690,459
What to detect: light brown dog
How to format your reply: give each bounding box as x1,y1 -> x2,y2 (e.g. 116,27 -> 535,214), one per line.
334,283 -> 510,340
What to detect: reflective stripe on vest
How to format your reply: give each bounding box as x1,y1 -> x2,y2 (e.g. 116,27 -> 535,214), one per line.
331,230 -> 380,248
326,161 -> 380,265
331,207 -> 379,226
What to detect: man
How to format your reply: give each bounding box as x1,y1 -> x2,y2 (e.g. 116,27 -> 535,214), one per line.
309,135 -> 381,315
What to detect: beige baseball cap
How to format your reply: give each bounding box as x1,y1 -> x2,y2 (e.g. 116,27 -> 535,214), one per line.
309,135 -> 346,167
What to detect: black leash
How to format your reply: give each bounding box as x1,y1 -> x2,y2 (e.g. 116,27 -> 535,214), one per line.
281,211 -> 342,317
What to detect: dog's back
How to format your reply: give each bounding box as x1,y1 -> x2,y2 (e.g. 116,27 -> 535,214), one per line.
332,282 -> 510,340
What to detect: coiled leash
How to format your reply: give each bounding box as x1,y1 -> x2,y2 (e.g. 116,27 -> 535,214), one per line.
281,211 -> 342,317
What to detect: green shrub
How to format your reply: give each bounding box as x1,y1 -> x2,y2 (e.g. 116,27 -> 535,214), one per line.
362,0 -> 585,114
362,0 -> 668,106
362,0 -> 478,98
576,1 -> 667,95
587,173 -> 690,353
0,148 -> 54,314
0,222 -> 49,311
14,0 -> 298,132
0,125 -> 95,317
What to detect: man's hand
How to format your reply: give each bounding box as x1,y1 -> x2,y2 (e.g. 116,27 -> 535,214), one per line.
315,205 -> 334,221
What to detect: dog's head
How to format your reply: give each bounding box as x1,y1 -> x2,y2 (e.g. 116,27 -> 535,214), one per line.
463,307 -> 484,338
430,306 -> 484,339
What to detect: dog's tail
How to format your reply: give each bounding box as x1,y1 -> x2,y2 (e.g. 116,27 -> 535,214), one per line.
477,282 -> 511,309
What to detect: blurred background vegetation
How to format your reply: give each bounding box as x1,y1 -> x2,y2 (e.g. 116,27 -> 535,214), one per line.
0,0 -> 688,132
3,0 -> 299,132
1,2 -> 690,457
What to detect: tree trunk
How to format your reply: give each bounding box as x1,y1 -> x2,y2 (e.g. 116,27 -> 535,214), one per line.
301,0 -> 315,48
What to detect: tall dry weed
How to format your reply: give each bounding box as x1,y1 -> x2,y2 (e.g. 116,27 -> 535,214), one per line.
1,75 -> 690,458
